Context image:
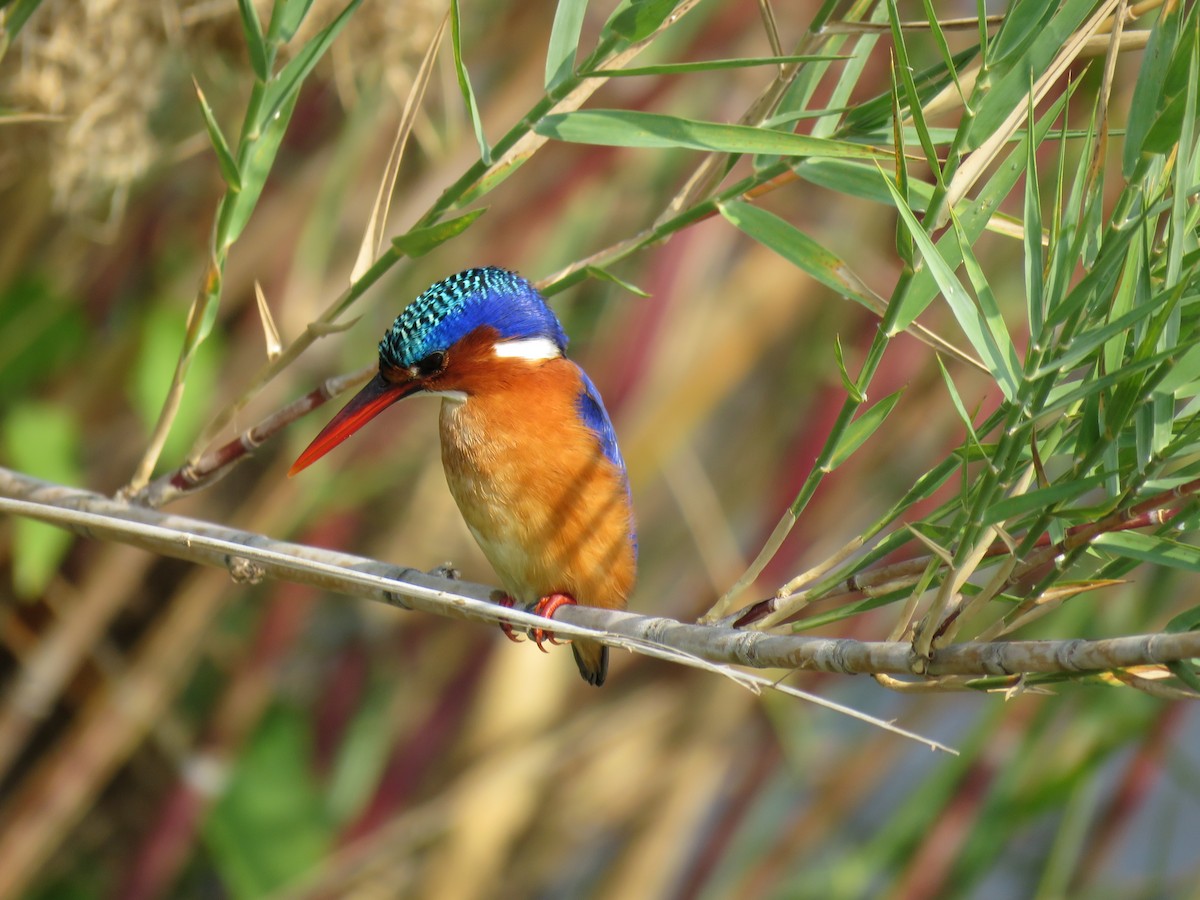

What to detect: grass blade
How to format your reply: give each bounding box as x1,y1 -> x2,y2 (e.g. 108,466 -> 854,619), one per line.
546,0 -> 589,90
451,0 -> 491,164
538,109 -> 890,159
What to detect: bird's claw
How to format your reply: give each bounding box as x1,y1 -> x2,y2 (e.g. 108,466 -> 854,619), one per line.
493,593 -> 525,643
531,593 -> 577,651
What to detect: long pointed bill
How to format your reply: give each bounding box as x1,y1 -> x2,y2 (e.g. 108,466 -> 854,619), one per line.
289,372 -> 419,476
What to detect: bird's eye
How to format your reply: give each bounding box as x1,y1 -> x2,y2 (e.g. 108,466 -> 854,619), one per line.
414,351 -> 446,377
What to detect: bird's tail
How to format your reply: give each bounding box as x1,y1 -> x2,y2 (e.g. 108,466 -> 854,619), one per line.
571,639 -> 608,686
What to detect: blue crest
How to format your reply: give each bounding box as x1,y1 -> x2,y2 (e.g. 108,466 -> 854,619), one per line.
379,267 -> 568,368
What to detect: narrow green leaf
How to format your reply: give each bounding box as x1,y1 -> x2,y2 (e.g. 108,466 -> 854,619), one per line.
900,83 -> 1074,336
237,0 -> 271,81
1024,90 -> 1045,342
717,199 -> 877,310
966,0 -> 1095,149
451,0 -> 491,164
886,0 -> 941,183
1166,602 -> 1200,633
949,209 -> 1021,394
1158,343 -> 1200,396
391,208 -> 487,257
3,403 -> 79,598
0,0 -> 47,41
935,355 -> 980,450
1124,5 -> 1180,174
796,159 -> 934,211
600,0 -> 681,44
1093,531 -> 1200,573
883,174 -> 1020,400
267,0 -> 317,44
546,0 -> 588,90
259,0 -> 362,135
1167,660 -> 1200,694
221,92 -> 299,249
537,110 -> 890,160
834,335 -> 864,403
982,472 -> 1108,526
826,389 -> 903,470
1033,286 -> 1163,379
921,0 -> 967,111
1041,343 -> 1189,416
581,265 -> 648,297
586,54 -> 847,76
193,79 -> 242,193
1135,9 -> 1198,160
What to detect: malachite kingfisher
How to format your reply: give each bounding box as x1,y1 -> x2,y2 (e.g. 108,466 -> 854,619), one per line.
290,267 -> 637,686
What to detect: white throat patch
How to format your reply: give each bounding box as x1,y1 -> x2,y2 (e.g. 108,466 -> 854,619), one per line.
492,337 -> 562,362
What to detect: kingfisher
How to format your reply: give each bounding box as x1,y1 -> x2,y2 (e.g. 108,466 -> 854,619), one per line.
289,267 -> 636,686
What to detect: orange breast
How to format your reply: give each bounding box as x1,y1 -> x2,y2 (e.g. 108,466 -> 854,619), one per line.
437,357 -> 635,612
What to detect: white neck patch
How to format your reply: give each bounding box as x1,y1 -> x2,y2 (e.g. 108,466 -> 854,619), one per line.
493,337 -> 562,362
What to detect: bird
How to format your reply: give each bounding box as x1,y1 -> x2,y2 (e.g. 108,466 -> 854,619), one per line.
289,267 -> 636,686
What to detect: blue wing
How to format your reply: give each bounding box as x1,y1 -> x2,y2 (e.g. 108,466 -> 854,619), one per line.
575,367 -> 625,472
575,366 -> 637,560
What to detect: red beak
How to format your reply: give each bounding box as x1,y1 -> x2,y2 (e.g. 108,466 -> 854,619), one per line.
289,372 -> 420,476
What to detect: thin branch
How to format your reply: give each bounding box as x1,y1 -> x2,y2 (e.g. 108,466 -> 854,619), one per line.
3,469 -> 1199,691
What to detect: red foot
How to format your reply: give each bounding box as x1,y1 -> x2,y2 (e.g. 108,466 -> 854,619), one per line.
531,593 -> 577,653
493,593 -> 524,643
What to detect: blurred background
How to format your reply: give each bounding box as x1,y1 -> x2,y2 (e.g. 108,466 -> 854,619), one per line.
1,1 -> 1199,897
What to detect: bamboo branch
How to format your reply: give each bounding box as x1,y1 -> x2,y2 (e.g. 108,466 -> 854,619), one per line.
2,468 -> 1198,687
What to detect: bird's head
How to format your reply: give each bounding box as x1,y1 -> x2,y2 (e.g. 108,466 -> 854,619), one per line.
289,267 -> 567,475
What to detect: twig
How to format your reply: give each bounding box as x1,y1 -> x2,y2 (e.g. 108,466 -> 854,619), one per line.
131,364 -> 375,507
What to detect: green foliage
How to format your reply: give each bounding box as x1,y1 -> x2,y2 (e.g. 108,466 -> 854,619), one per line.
2,402 -> 78,597
205,709 -> 332,898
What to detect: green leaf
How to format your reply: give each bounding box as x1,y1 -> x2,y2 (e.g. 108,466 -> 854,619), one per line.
0,0 -> 47,42
2,403 -> 79,597
600,0 -> 682,44
130,303 -> 220,463
1024,92 -> 1045,342
826,389 -> 903,470
537,110 -> 890,160
193,80 -> 242,192
834,335 -> 864,403
883,175 -> 1020,400
259,0 -> 362,134
451,0 -> 490,164
935,355 -> 980,450
886,0 -> 940,183
718,199 -> 879,311
237,0 -> 271,81
982,472 -> 1109,526
221,91 -> 299,249
391,208 -> 487,257
1167,603 -> 1200,633
1093,531 -> 1200,573
1167,660 -> 1200,694
587,54 -> 847,76
965,0 -> 1095,150
796,159 -> 934,210
267,0 -> 317,44
1158,343 -> 1200,396
896,81 -> 1075,331
1126,6 -> 1182,174
546,0 -> 588,90
206,709 -> 332,897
